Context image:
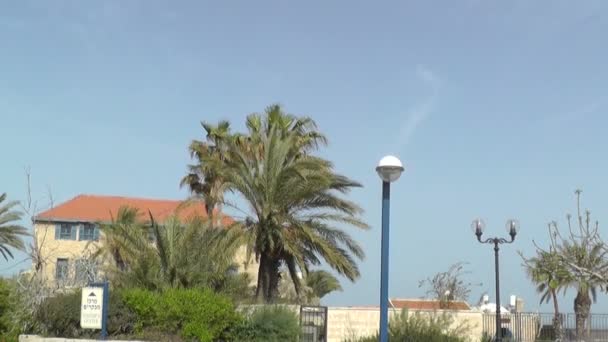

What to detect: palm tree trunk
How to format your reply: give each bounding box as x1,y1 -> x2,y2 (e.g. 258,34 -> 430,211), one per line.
267,257 -> 280,302
574,291 -> 591,340
205,200 -> 215,228
255,254 -> 267,302
551,289 -> 563,340
260,256 -> 280,303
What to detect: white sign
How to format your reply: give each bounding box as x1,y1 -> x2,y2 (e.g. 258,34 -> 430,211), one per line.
81,287 -> 104,329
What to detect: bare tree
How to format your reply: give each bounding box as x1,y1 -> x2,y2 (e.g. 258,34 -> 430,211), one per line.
19,167 -> 57,273
7,168 -> 101,336
418,262 -> 482,308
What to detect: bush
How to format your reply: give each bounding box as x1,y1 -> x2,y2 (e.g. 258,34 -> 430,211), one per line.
228,305 -> 301,342
33,288 -> 136,339
0,278 -> 20,341
0,279 -> 13,334
123,287 -> 240,342
352,309 -> 468,342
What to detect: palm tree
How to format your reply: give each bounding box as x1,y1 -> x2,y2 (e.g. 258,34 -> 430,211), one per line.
559,191 -> 608,339
523,249 -> 570,339
305,270 -> 343,302
525,190 -> 608,340
181,120 -> 233,223
96,206 -> 248,293
93,206 -> 142,272
0,193 -> 28,261
198,106 -> 368,302
562,241 -> 607,339
278,269 -> 343,304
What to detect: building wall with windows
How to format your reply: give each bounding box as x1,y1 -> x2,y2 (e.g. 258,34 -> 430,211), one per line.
34,222 -> 101,285
33,194 -> 259,287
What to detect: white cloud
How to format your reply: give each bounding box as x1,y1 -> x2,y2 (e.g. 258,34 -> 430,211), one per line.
395,65 -> 443,150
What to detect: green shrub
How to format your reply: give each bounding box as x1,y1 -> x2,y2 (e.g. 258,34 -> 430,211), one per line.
352,309 -> 468,342
33,289 -> 136,339
228,305 -> 301,342
0,279 -> 13,335
0,278 -> 20,342
123,287 -> 240,342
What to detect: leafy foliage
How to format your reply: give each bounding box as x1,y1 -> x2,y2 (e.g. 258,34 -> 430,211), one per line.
95,207 -> 250,296
305,270 -> 343,301
0,278 -> 14,335
33,289 -> 136,339
229,305 -> 301,342
183,105 -> 369,302
279,269 -> 343,304
521,249 -> 570,339
123,287 -> 240,342
0,193 -> 28,261
349,309 -> 468,342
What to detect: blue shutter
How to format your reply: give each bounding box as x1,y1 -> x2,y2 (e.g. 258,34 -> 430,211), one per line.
71,224 -> 77,240
93,225 -> 100,241
55,224 -> 61,240
78,225 -> 84,241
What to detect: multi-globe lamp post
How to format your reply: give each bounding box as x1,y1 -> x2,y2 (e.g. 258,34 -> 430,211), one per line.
471,218 -> 520,342
376,155 -> 404,342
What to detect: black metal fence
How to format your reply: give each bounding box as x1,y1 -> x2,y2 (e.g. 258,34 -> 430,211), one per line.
300,306 -> 328,342
482,313 -> 608,341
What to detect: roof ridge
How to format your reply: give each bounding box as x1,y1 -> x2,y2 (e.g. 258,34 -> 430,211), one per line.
73,194 -> 185,203
34,194 -> 218,224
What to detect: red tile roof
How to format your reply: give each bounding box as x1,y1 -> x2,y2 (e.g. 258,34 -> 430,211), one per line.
35,194 -> 232,225
390,299 -> 471,311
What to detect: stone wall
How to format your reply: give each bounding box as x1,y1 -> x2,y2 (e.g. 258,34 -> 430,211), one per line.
326,307 -> 483,342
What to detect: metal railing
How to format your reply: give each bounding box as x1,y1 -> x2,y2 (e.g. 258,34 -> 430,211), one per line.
300,306 -> 328,342
482,312 -> 608,341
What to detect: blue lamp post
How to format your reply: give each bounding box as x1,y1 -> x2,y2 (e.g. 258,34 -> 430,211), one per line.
376,155 -> 404,342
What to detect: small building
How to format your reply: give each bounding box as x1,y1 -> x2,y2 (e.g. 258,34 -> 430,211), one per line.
32,194 -> 257,285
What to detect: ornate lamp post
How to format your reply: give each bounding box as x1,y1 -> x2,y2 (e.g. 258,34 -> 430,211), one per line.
472,218 -> 520,342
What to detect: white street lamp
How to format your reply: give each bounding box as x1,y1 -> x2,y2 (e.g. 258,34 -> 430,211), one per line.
376,155 -> 404,183
376,155 -> 404,342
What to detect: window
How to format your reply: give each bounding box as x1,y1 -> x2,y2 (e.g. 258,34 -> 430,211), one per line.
79,224 -> 99,241
56,258 -> 69,281
55,223 -> 76,240
74,258 -> 97,284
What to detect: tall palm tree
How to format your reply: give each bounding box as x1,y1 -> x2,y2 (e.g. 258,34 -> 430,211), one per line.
202,107 -> 368,302
181,105 -> 328,220
0,193 -> 28,261
523,249 -> 570,339
181,120 -> 233,221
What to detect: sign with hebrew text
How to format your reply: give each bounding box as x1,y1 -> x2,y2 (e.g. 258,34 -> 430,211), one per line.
80,286 -> 104,329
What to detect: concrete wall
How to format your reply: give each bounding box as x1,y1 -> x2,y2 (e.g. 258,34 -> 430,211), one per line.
326,307 -> 483,342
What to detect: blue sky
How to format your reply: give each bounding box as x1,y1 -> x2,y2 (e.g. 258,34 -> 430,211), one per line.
1,0 -> 608,312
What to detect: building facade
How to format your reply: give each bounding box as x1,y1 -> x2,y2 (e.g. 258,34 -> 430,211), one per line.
33,194 -> 258,285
